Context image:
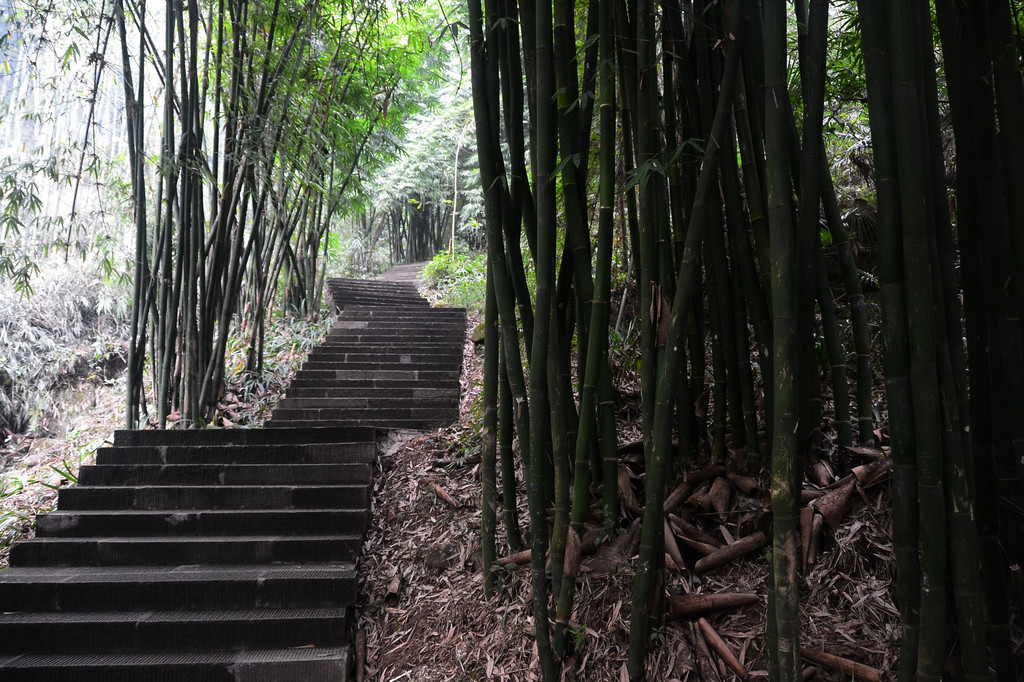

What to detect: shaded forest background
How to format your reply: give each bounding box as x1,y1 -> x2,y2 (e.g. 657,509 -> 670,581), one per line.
2,0 -> 1024,681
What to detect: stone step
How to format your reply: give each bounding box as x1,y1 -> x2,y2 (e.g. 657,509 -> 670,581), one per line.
329,280 -> 421,294
35,509 -> 368,538
290,369 -> 459,382
332,320 -> 465,331
0,607 -> 350,654
306,349 -> 463,362
266,418 -> 455,431
275,397 -> 457,411
335,310 -> 466,322
0,646 -> 351,681
95,442 -> 377,465
296,358 -> 456,368
0,563 -> 356,612
330,282 -> 423,294
285,377 -> 455,391
330,291 -> 426,302
112,426 -> 377,447
323,335 -> 464,347
79,462 -> 372,486
269,407 -> 455,422
311,344 -> 464,355
9,534 -> 362,567
56,485 -> 370,511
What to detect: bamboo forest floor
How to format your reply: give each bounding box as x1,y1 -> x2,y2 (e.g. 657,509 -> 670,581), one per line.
355,309 -> 908,682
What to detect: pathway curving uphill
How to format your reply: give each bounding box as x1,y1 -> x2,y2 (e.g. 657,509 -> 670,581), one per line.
0,269 -> 465,681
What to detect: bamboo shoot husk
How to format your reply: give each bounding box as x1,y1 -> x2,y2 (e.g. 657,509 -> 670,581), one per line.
812,478 -> 856,531
618,464 -> 642,515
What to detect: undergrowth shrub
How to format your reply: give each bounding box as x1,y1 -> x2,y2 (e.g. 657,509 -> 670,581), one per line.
422,249 -> 487,312
215,310 -> 334,427
0,262 -> 130,436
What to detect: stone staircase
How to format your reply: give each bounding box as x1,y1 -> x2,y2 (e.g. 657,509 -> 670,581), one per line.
0,271 -> 465,680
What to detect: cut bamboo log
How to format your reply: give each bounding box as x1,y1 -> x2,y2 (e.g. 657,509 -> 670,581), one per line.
355,628 -> 367,682
800,505 -> 815,567
386,576 -> 401,603
694,531 -> 767,574
851,457 -> 893,487
812,478 -> 856,531
564,527 -> 581,580
618,464 -> 642,515
499,549 -> 532,566
697,618 -> 747,679
726,472 -> 761,497
664,479 -> 695,512
708,477 -> 732,514
667,592 -> 760,619
800,648 -> 886,682
846,444 -> 886,461
687,480 -> 715,511
801,488 -> 825,504
690,621 -> 721,682
677,533 -> 720,557
615,518 -> 643,557
808,513 -> 823,566
669,513 -> 725,549
664,519 -> 686,569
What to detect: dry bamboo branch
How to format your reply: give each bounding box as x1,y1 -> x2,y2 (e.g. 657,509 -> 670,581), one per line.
694,531 -> 767,574
667,592 -> 760,619
800,648 -> 886,682
697,618 -> 747,679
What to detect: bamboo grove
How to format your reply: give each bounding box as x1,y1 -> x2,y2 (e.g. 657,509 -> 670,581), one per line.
113,0 -> 434,427
469,0 -> 1024,679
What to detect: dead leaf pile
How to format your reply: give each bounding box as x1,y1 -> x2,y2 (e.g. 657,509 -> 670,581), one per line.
357,311 -> 905,681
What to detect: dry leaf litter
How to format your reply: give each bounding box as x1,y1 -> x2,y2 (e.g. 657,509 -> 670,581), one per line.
357,311 -> 907,681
